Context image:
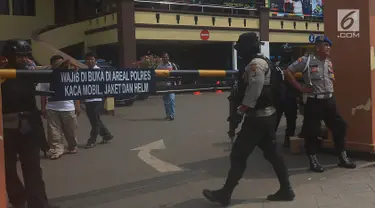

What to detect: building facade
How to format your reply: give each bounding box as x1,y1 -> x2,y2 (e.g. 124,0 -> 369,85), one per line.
0,0 -> 324,68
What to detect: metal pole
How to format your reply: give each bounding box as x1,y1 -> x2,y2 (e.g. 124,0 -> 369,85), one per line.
232,42 -> 238,70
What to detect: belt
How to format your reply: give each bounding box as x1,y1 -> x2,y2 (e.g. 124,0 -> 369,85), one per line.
3,112 -> 35,128
4,112 -> 35,118
307,93 -> 332,99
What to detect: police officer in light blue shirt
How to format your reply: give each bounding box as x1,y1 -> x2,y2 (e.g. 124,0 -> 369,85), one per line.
284,35 -> 356,173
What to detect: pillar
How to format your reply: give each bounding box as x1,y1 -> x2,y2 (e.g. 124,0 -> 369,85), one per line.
0,89 -> 5,208
324,1 -> 375,153
232,42 -> 237,70
259,6 -> 270,58
117,0 -> 136,68
8,0 -> 12,15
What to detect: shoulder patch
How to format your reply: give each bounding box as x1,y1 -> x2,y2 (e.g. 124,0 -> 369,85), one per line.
250,64 -> 257,71
249,64 -> 257,77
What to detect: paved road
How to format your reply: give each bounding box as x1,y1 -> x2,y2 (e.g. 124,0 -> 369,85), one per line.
36,92 -> 371,208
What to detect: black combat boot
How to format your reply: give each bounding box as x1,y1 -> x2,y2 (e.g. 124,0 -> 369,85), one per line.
283,136 -> 290,148
267,188 -> 295,201
202,188 -> 233,206
308,155 -> 324,173
338,151 -> 356,169
267,164 -> 295,201
202,183 -> 237,206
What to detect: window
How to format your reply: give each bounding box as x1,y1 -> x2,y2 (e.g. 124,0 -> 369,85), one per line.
95,0 -> 102,14
13,0 -> 35,16
0,0 -> 9,14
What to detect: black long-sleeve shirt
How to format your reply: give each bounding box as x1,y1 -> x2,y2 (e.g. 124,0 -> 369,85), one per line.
2,79 -> 38,114
1,63 -> 38,114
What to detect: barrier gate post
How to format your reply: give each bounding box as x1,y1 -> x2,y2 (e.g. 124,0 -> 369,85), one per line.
0,84 -> 5,208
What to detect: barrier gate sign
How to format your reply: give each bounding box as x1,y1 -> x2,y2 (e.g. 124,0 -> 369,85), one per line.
50,68 -> 156,100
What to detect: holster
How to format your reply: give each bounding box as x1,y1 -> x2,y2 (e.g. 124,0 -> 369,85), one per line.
3,112 -> 41,135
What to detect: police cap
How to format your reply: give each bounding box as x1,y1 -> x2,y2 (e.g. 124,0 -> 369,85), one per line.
314,35 -> 332,47
1,39 -> 32,57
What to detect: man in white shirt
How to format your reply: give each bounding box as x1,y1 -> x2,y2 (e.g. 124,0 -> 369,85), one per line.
157,52 -> 178,121
40,55 -> 80,160
84,52 -> 113,148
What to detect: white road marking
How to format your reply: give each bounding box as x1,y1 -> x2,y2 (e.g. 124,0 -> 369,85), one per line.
131,139 -> 183,173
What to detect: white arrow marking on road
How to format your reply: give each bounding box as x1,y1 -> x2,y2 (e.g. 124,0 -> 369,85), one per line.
131,139 -> 183,173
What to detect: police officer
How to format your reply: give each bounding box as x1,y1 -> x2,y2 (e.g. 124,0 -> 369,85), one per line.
274,44 -> 299,147
284,35 -> 356,173
1,40 -> 58,208
227,57 -> 248,142
203,33 -> 295,206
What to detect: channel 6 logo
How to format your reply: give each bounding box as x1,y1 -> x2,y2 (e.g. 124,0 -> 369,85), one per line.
337,9 -> 360,39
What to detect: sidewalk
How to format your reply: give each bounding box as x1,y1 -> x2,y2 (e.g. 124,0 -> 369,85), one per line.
233,165 -> 375,208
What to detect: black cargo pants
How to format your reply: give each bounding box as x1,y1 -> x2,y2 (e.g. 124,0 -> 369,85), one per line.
224,113 -> 291,190
303,96 -> 347,155
275,94 -> 298,136
4,129 -> 48,208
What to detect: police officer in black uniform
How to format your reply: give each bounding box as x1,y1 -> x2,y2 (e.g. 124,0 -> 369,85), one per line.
284,36 -> 356,173
202,33 -> 295,207
1,40 -> 58,208
275,44 -> 299,147
227,55 -> 248,142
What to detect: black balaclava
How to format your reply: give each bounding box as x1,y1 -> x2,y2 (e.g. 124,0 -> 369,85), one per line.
234,32 -> 260,63
280,44 -> 293,64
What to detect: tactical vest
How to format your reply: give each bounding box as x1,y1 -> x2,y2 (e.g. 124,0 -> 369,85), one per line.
236,55 -> 283,109
254,55 -> 283,109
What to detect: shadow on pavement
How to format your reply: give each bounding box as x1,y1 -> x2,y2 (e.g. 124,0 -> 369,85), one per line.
124,117 -> 167,122
168,198 -> 254,208
180,150 -> 339,181
49,170 -> 210,208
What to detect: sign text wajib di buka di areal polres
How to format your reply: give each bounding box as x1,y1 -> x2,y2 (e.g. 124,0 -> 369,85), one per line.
51,68 -> 155,100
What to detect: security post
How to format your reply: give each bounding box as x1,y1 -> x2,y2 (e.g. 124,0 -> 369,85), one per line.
324,1 -> 375,153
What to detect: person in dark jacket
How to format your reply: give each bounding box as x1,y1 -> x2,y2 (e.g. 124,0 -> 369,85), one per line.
274,44 -> 299,148
84,52 -> 113,148
1,39 -> 58,208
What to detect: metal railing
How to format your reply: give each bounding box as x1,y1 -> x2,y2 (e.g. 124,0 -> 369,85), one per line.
134,0 -> 258,15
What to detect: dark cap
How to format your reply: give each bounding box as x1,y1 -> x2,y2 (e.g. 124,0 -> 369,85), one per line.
314,35 -> 332,47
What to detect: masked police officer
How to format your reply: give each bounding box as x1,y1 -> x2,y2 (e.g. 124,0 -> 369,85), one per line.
275,44 -> 299,147
203,33 -> 295,206
1,40 -> 58,208
284,35 -> 356,173
227,56 -> 248,143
